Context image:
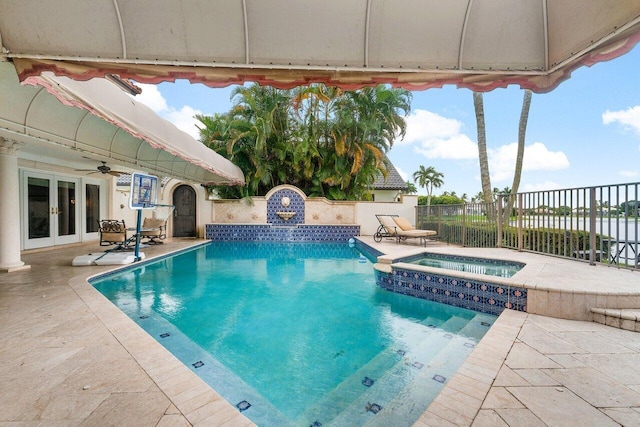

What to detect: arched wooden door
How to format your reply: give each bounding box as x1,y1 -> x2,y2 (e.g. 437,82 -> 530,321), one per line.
172,185 -> 197,237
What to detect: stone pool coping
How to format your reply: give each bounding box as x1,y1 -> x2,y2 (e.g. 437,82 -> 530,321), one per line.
359,239 -> 640,322
5,238 -> 639,426
360,236 -> 640,426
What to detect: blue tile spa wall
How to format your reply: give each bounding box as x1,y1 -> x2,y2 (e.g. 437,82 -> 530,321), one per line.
374,267 -> 527,316
267,188 -> 305,225
206,224 -> 360,242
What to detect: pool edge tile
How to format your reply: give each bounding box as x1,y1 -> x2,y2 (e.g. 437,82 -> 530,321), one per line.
418,309 -> 525,426
69,242 -> 256,427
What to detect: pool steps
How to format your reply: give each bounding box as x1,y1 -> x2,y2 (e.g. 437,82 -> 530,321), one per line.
591,307 -> 640,331
294,313 -> 492,425
339,314 -> 490,426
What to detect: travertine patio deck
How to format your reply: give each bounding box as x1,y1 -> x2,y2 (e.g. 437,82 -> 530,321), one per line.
1,237 -> 639,426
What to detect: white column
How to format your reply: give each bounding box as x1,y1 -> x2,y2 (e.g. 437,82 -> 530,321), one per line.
0,137 -> 30,272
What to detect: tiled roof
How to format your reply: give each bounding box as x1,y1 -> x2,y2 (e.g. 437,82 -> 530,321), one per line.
372,160 -> 407,190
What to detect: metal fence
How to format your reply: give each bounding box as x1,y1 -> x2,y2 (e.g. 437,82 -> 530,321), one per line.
415,182 -> 639,270
416,202 -> 498,248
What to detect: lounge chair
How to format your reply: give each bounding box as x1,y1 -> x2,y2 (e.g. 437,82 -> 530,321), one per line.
140,217 -> 167,244
374,215 -> 437,247
98,219 -> 128,249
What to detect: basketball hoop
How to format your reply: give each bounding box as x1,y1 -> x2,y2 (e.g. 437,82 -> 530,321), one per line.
129,172 -> 158,209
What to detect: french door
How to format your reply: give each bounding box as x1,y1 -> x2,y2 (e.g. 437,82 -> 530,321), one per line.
21,171 -> 104,249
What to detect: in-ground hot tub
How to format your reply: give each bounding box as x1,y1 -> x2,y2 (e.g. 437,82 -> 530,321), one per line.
405,252 -> 525,278
368,247 -> 528,316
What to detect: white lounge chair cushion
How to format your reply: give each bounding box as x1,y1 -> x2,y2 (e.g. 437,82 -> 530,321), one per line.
378,215 -> 436,237
393,216 -> 415,231
378,215 -> 400,234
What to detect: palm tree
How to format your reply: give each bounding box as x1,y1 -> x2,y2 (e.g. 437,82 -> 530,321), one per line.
322,85 -> 411,199
471,191 -> 484,203
404,181 -> 418,194
198,83 -> 411,200
503,89 -> 532,224
413,165 -> 444,207
473,92 -> 493,206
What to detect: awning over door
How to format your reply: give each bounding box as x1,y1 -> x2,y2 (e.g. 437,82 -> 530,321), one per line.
2,1 -> 640,93
0,62 -> 244,185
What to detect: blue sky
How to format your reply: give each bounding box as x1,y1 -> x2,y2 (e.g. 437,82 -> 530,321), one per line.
134,44 -> 640,198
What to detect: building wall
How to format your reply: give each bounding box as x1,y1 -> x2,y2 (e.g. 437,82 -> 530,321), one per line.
356,195 -> 419,235
371,189 -> 401,203
112,179 -> 212,238
209,186 -> 418,236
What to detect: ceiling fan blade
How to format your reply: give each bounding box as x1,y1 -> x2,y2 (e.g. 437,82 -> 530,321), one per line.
107,171 -> 123,177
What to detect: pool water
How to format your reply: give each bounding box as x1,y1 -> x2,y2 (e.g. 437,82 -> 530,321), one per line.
407,253 -> 524,278
92,242 -> 496,426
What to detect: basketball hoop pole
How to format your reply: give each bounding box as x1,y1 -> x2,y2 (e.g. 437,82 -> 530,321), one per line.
129,172 -> 160,261
133,203 -> 174,262
134,207 -> 143,261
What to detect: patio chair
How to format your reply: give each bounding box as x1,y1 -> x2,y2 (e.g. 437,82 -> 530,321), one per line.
98,219 -> 128,249
373,214 -> 399,242
374,215 -> 437,247
140,217 -> 167,244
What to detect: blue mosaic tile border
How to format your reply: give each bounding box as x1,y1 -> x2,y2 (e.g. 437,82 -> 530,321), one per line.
356,239 -> 384,262
354,239 -> 383,262
204,241 -> 364,259
206,224 -> 360,242
267,188 -> 305,225
374,266 -> 527,316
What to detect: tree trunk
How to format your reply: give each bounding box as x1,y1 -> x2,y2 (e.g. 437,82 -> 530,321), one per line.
504,90 -> 532,225
473,92 -> 494,219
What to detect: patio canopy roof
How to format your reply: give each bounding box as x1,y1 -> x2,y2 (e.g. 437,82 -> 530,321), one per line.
0,62 -> 244,185
1,1 -> 639,93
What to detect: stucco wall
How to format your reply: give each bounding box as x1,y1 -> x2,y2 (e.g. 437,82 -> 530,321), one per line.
356,195 -> 419,235
211,199 -> 268,224
112,179 -> 211,238
209,186 -> 418,236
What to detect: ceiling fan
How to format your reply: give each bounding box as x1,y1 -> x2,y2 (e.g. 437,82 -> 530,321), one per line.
75,161 -> 127,177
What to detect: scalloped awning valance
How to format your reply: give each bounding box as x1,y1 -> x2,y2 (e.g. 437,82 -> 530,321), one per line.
2,0 -> 640,93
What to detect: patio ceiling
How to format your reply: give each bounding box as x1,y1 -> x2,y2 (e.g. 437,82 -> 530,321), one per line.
0,62 -> 244,185
1,0 -> 639,93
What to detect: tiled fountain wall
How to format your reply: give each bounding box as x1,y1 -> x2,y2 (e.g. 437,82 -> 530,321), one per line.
207,185 -> 360,242
266,187 -> 305,225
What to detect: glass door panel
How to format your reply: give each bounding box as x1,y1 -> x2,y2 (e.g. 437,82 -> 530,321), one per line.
85,183 -> 100,234
27,176 -> 51,240
23,172 -> 81,249
57,180 -> 76,237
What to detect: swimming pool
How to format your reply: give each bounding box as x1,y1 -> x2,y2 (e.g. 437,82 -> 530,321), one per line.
91,242 -> 495,426
406,253 -> 525,278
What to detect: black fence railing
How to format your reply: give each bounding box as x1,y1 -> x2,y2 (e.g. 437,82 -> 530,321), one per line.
415,182 -> 639,270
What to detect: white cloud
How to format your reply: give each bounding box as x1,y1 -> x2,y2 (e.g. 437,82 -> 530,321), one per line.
603,105 -> 640,134
134,83 -> 168,113
164,106 -> 203,140
619,170 -> 638,178
489,142 -> 570,182
395,166 -> 408,181
521,181 -> 563,192
132,83 -> 203,140
403,109 -> 477,160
